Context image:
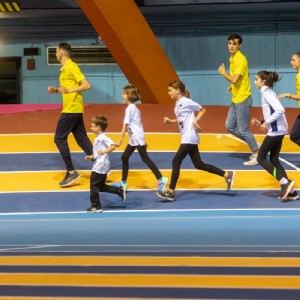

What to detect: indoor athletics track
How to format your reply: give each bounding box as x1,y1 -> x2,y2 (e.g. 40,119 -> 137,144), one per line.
1,128 -> 300,300
1,104 -> 300,300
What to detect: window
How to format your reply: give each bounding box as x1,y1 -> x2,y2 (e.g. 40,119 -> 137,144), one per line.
47,46 -> 116,65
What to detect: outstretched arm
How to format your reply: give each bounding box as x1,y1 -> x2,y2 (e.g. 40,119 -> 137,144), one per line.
115,124 -> 127,147
97,144 -> 116,155
164,117 -> 177,124
278,92 -> 300,102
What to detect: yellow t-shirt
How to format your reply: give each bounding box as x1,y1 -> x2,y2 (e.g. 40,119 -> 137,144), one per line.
59,59 -> 85,113
296,72 -> 300,107
229,51 -> 251,104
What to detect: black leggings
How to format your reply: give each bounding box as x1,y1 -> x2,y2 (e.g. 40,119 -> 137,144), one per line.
257,135 -> 287,182
121,144 -> 162,182
169,144 -> 225,190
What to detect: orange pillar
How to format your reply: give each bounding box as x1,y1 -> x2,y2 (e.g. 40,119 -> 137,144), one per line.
76,0 -> 178,104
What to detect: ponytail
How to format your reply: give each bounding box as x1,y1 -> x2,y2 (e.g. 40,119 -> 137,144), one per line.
256,70 -> 280,88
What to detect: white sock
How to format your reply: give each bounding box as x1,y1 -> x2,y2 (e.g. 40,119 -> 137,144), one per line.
279,178 -> 288,185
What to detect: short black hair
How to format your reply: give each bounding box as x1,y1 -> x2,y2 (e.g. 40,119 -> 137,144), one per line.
58,43 -> 72,56
228,34 -> 242,45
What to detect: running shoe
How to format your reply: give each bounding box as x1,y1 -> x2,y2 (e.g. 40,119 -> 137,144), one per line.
118,187 -> 127,203
280,180 -> 295,200
243,154 -> 259,166
110,181 -> 128,191
157,177 -> 168,192
86,206 -> 103,213
59,171 -> 80,187
278,190 -> 298,201
156,190 -> 175,201
225,171 -> 235,191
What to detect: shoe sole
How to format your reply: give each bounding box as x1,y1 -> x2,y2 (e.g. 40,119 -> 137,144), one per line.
59,175 -> 81,187
277,194 -> 299,201
280,196 -> 299,202
156,191 -> 175,202
281,181 -> 295,200
243,162 -> 259,166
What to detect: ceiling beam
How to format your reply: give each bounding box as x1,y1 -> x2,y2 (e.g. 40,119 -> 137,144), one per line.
76,0 -> 178,104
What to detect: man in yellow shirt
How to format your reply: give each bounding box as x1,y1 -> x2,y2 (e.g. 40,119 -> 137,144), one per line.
48,43 -> 93,186
218,34 -> 259,166
279,52 -> 300,147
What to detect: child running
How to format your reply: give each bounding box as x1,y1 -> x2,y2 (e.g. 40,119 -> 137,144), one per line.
156,79 -> 235,201
252,71 -> 296,201
85,116 -> 126,212
111,84 -> 168,192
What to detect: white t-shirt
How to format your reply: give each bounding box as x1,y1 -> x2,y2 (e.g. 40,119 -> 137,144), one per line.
124,103 -> 145,146
260,85 -> 288,136
92,133 -> 114,174
175,96 -> 202,144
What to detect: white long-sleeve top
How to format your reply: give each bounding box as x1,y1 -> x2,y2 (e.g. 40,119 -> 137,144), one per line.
260,85 -> 288,136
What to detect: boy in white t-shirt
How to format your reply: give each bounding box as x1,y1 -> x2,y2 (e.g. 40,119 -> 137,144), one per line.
111,84 -> 168,192
85,116 -> 126,212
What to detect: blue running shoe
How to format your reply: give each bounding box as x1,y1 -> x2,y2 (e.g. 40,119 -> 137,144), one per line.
110,181 -> 128,191
157,177 -> 168,192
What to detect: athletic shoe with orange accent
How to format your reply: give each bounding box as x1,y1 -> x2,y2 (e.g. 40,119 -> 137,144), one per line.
278,190 -> 299,201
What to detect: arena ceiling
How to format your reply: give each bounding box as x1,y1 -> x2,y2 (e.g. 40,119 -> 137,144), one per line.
0,0 -> 300,43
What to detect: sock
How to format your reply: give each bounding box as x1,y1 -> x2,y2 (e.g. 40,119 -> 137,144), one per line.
279,178 -> 288,185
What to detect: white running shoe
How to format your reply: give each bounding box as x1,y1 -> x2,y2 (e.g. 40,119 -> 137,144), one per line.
243,154 -> 259,166
249,142 -> 261,159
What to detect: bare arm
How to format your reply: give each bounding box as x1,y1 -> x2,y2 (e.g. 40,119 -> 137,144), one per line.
85,154 -> 94,161
115,124 -> 127,147
48,86 -> 59,94
164,117 -> 177,124
278,92 -> 300,102
218,63 -> 241,84
97,144 -> 116,155
193,107 -> 206,132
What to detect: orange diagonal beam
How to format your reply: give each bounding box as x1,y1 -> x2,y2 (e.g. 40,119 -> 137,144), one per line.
76,0 -> 178,104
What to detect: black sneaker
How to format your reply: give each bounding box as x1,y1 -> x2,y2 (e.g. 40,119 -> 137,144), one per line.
278,190 -> 299,202
86,206 -> 103,213
59,171 -> 80,187
225,171 -> 235,191
156,190 -> 175,201
118,187 -> 126,203
280,180 -> 294,200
